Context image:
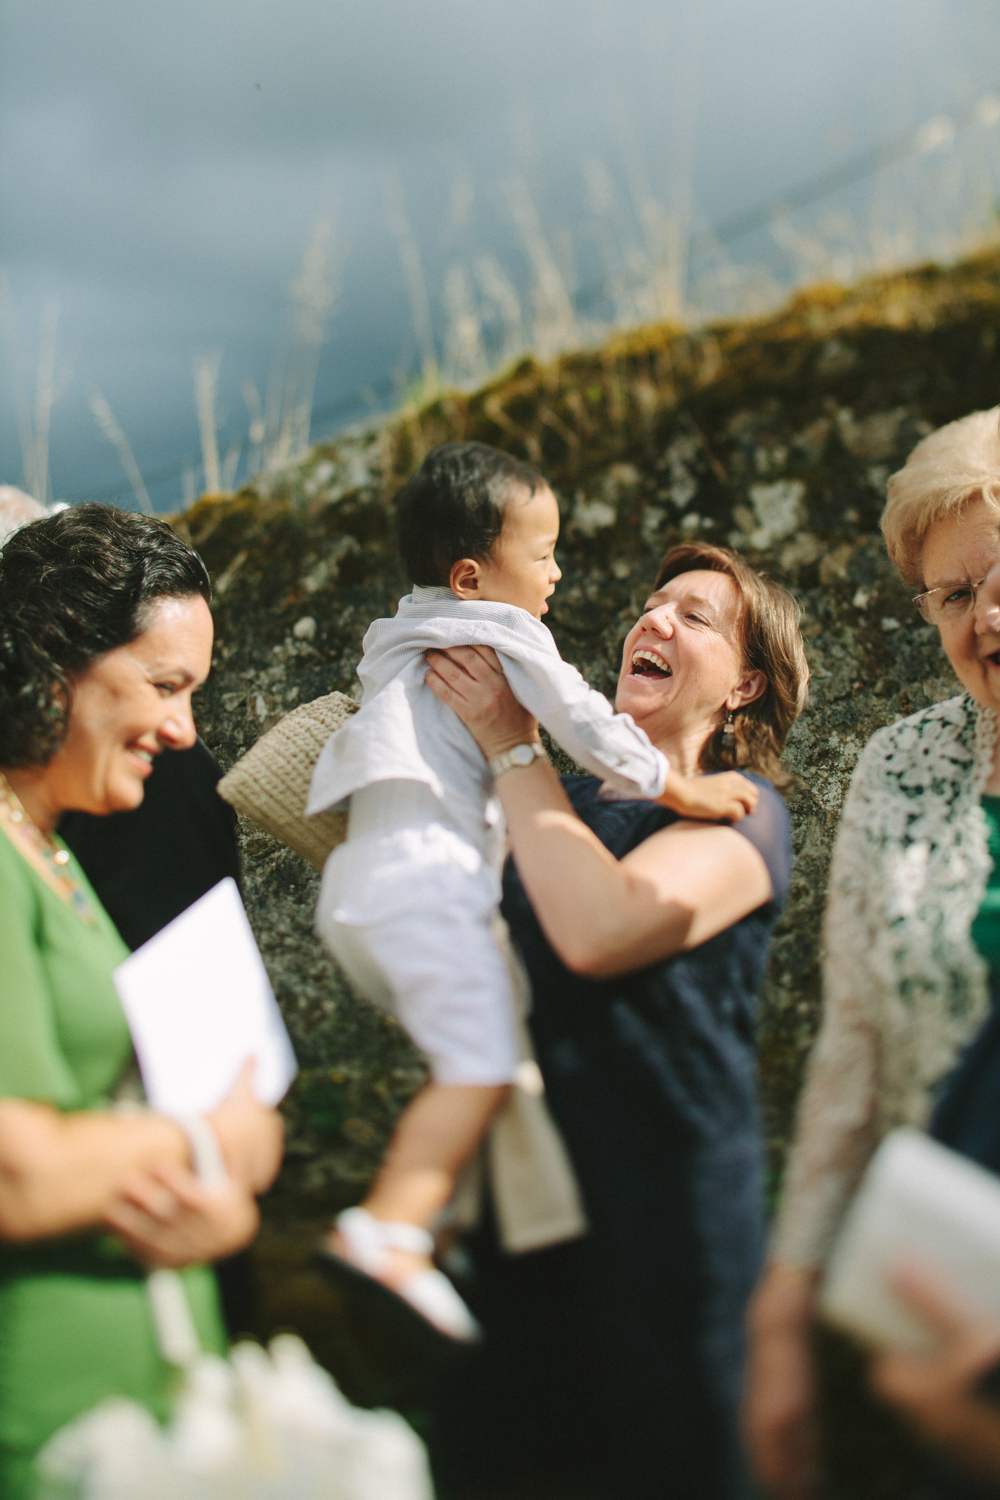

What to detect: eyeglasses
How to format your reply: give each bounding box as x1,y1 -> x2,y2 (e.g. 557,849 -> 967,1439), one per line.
913,568 -> 1000,623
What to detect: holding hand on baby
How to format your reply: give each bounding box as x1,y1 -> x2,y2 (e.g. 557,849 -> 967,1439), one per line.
309,442 -> 760,1341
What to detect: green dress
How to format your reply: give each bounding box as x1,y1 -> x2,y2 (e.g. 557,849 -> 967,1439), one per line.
0,830 -> 227,1499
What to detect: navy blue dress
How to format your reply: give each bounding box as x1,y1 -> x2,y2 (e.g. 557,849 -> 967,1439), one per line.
429,774 -> 791,1500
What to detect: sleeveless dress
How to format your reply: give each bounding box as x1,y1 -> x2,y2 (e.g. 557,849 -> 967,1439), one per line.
0,830 -> 227,1500
430,773 -> 792,1500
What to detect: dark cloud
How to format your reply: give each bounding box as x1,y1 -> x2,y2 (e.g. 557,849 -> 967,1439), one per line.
0,0 -> 995,507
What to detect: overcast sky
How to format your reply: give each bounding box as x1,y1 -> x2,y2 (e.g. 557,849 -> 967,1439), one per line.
2,0 -> 999,510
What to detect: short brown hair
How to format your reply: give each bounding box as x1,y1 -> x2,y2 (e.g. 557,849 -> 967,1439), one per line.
652,542 -> 809,788
881,408 -> 1000,587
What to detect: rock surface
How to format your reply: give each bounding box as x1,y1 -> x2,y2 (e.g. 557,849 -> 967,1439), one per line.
177,250 -> 1000,1223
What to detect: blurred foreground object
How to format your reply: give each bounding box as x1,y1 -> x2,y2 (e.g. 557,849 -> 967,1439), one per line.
870,1265 -> 1000,1489
822,1130 -> 1000,1351
37,1330 -> 432,1500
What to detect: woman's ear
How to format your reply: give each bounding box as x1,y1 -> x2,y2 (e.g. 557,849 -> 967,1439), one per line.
727,670 -> 766,711
450,557 -> 483,599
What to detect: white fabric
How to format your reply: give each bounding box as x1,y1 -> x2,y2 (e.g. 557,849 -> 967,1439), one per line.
336,1207 -> 434,1266
305,585 -> 669,837
309,585 -> 664,1101
317,782 -> 519,1084
821,1129 -> 1000,1351
36,1334 -> 434,1499
771,692 -> 997,1269
394,1268 -> 481,1343
36,1127 -> 435,1500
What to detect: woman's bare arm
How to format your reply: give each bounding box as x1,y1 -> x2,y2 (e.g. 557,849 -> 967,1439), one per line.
425,644 -> 772,979
0,1101 -> 189,1241
0,1063 -> 283,1242
483,756 -> 770,976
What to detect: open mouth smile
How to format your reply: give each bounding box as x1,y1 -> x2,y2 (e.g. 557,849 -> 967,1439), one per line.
127,747 -> 158,774
630,648 -> 672,679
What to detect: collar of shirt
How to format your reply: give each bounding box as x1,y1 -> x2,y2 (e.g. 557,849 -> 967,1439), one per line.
410,584 -> 457,605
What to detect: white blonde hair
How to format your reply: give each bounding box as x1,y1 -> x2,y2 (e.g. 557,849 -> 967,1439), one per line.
881,407 -> 1000,586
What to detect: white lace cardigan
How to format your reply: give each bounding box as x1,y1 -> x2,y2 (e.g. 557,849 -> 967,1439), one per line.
771,692 -> 998,1268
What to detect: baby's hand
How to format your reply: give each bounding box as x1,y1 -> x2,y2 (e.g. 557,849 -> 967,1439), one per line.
658,769 -> 759,822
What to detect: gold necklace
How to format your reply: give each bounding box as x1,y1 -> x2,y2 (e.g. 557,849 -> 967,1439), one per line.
0,771 -> 97,924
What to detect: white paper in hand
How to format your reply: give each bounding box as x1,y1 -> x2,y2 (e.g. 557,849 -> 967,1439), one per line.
113,877 -> 297,1114
821,1128 -> 1000,1351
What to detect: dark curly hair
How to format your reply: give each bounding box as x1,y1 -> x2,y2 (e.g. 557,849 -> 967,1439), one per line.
0,504 -> 212,768
396,441 -> 543,586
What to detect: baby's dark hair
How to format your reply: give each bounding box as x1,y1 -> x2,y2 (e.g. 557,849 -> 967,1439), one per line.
396,442 -> 543,586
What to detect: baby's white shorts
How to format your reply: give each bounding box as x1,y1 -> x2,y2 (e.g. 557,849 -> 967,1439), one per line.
315,786 -> 519,1087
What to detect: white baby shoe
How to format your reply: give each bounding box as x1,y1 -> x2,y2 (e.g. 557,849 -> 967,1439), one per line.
334,1206 -> 481,1344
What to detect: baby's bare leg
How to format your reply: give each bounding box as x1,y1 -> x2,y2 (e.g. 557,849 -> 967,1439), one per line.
326,1081 -> 509,1289
366,1081 -> 509,1226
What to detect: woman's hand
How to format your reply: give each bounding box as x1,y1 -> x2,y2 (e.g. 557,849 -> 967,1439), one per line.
870,1264 -> 1000,1482
207,1061 -> 284,1195
744,1264 -> 822,1500
104,1162 -> 260,1269
425,646 -> 539,761
0,1097 -> 192,1242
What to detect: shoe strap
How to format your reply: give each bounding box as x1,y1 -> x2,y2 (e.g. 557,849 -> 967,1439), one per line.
336,1207 -> 434,1271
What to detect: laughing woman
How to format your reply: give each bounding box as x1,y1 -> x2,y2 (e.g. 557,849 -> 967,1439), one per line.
0,506 -> 282,1498
425,542 -> 809,1500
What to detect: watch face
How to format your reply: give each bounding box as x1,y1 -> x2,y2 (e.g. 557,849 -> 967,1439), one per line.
511,743 -> 535,766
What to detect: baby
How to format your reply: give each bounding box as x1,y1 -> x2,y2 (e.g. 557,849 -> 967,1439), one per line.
308,441 -> 755,1338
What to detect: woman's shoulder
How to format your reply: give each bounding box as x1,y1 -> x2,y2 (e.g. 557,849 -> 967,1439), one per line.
0,825 -> 46,931
729,775 -> 792,908
852,693 -> 981,789
561,771 -> 792,907
863,692 -> 973,752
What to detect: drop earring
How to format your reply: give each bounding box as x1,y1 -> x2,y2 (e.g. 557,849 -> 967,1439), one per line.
721,710 -> 736,741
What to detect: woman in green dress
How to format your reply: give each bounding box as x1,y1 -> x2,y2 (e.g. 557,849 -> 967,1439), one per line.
0,504 -> 283,1498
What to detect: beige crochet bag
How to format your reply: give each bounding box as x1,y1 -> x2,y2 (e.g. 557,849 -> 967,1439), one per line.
217,692 -> 359,871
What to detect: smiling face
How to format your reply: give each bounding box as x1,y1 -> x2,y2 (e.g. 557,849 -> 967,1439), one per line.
40,593 -> 214,818
920,495 -> 1000,713
616,568 -> 765,760
452,483 -> 562,619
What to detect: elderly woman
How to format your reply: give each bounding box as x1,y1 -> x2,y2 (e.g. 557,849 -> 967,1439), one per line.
0,504 -> 283,1499
746,407 -> 1000,1500
424,540 -> 808,1500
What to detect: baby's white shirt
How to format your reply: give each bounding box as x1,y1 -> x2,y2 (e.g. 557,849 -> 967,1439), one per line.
306,585 -> 669,858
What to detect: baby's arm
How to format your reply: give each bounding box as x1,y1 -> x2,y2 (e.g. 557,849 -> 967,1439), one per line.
657,766 -> 758,822
497,647 -> 669,799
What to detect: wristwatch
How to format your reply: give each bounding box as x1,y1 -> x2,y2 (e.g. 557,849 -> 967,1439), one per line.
488,741 -> 547,779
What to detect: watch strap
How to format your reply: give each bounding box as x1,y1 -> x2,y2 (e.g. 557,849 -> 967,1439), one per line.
488,741 -> 546,779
